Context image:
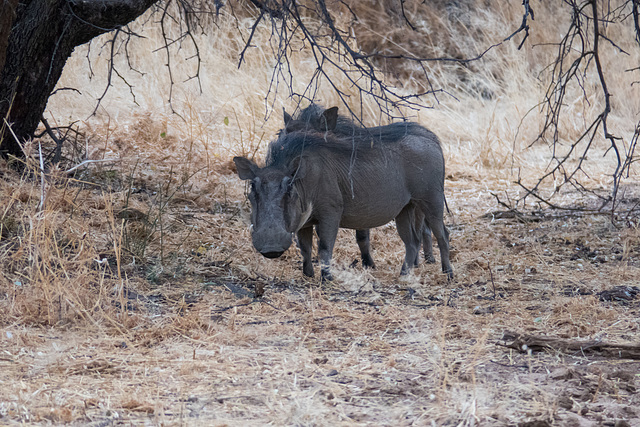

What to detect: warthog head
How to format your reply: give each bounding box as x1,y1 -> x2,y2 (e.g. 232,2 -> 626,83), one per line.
233,156 -> 309,259
283,106 -> 338,134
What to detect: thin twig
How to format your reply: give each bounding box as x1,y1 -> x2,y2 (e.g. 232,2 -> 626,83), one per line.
3,118 -> 24,153
37,141 -> 45,212
488,263 -> 497,300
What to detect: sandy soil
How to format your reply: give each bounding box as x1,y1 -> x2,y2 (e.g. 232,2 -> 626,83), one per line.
1,162 -> 638,426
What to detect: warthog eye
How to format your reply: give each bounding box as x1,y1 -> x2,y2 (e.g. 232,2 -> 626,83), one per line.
249,177 -> 260,199
281,176 -> 291,190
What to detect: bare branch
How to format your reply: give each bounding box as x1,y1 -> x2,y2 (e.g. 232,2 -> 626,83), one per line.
399,0 -> 417,31
504,0 -> 534,49
634,0 -> 640,46
506,0 -> 640,218
92,28 -> 122,116
238,9 -> 264,68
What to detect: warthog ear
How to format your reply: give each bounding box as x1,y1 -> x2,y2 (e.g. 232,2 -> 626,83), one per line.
321,107 -> 338,132
283,108 -> 293,126
233,156 -> 259,180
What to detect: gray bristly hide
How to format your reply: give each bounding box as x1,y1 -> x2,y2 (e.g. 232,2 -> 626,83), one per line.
235,109 -> 453,281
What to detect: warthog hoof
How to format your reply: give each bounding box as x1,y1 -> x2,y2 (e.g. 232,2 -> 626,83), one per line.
362,255 -> 376,269
400,264 -> 411,276
321,270 -> 334,282
444,268 -> 454,281
303,265 -> 314,278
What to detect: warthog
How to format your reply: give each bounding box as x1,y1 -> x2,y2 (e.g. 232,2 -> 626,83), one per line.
278,104 -> 442,267
234,115 -> 453,281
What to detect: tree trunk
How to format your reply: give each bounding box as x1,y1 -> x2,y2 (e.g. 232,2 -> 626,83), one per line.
0,0 -> 19,73
0,0 -> 160,158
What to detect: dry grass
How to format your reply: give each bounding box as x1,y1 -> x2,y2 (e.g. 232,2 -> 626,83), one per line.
1,1 -> 640,425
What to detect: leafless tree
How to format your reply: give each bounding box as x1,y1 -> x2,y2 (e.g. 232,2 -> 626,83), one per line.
1,0 -> 638,216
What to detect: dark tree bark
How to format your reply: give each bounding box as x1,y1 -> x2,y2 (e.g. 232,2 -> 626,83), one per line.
0,0 -> 159,158
0,0 -> 19,73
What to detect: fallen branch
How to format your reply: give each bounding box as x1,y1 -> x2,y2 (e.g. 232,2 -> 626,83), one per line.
500,332 -> 640,360
65,158 -> 118,175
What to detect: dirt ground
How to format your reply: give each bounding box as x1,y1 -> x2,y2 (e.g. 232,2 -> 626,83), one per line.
1,158 -> 639,426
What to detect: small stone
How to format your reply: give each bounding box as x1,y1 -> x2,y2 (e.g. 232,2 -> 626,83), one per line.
550,367 -> 574,380
557,395 -> 573,410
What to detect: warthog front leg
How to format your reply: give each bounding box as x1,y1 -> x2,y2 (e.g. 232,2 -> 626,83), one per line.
355,229 -> 376,269
297,226 -> 314,278
316,219 -> 340,282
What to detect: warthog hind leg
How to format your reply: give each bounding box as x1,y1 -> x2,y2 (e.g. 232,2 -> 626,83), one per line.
396,205 -> 421,275
422,226 -> 436,264
432,222 -> 453,280
356,229 -> 376,269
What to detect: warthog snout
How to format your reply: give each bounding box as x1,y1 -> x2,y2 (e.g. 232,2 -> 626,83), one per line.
251,221 -> 294,259
260,250 -> 285,259
252,229 -> 292,258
